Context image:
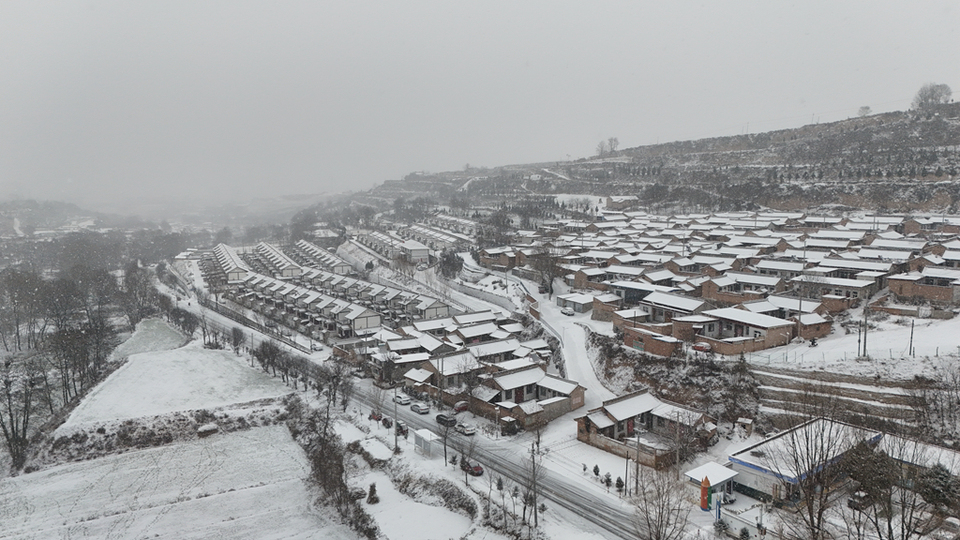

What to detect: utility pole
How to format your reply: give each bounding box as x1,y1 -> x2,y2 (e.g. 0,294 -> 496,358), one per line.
862,302 -> 869,357
909,319 -> 915,357
393,384 -> 399,453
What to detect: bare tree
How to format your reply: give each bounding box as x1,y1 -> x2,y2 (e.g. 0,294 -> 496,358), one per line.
529,245 -> 565,298
607,136 -> 619,153
858,106 -> 872,117
844,433 -> 950,540
596,140 -> 608,157
369,384 -> 385,418
230,326 -> 246,355
911,83 -> 952,111
0,353 -> 41,469
763,414 -> 857,540
461,434 -> 480,485
632,465 -> 691,540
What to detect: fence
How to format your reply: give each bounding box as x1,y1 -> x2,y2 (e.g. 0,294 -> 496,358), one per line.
197,297 -> 311,354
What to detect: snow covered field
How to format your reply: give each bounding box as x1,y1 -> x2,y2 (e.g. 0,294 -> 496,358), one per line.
62,340 -> 293,429
1,319 -> 357,540
0,425 -> 355,540
110,317 -> 188,361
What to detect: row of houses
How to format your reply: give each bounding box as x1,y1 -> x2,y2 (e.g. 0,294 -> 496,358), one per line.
358,230 -> 430,263
340,308 -> 589,431
291,239 -> 353,275
399,223 -> 475,252
476,211 -> 960,355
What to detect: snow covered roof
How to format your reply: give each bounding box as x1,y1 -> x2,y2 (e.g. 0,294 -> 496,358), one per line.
587,411 -> 615,430
492,357 -> 539,372
471,386 -> 500,402
729,418 -> 880,483
537,374 -> 580,395
454,311 -> 498,325
703,307 -> 794,329
469,338 -> 521,358
431,352 -> 479,375
796,313 -> 828,325
518,401 -> 544,415
457,322 -> 499,338
685,462 -> 738,486
614,308 -> 650,319
404,368 -> 433,384
641,292 -> 706,313
493,367 -> 546,391
602,391 -> 662,422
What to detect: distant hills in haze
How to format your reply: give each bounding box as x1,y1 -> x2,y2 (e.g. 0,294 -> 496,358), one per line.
358,102 -> 960,214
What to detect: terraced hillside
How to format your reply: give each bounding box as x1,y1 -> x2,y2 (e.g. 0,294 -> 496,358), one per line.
750,365 -> 920,429
350,102 -> 960,214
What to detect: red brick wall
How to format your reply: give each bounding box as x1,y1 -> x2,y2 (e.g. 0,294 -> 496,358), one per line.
623,327 -> 682,357
889,278 -> 955,303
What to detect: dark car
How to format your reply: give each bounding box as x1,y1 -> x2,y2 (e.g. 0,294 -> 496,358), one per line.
396,421 -> 409,438
436,413 -> 457,427
460,458 -> 483,476
382,416 -> 393,429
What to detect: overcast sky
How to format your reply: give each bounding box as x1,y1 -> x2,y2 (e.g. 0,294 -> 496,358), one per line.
1,1 -> 957,214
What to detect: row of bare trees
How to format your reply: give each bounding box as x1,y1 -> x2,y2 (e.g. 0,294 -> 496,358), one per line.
0,264 -> 139,470
758,387 -> 959,540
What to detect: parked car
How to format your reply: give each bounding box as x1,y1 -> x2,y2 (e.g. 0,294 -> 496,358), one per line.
455,423 -> 477,436
436,413 -> 457,427
368,410 -> 383,422
393,394 -> 411,405
382,416 -> 394,429
560,307 -> 575,316
692,342 -> 712,352
460,458 -> 483,476
396,421 -> 409,438
453,400 -> 469,413
411,402 -> 431,414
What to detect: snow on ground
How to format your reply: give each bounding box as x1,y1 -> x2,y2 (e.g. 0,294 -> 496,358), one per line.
745,308 -> 960,381
0,425 -> 356,540
110,317 -> 188,360
358,470 -> 474,540
61,340 -> 292,429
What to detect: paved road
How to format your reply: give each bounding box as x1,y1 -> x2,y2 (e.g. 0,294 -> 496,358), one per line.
355,386 -> 640,540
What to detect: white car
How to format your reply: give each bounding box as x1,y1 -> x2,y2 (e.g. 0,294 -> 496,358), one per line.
392,394 -> 411,405
455,423 -> 477,436
410,402 -> 431,414
560,307 -> 575,316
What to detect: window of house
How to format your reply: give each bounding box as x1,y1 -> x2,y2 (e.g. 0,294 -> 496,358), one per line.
754,331 -> 762,339
657,417 -> 665,427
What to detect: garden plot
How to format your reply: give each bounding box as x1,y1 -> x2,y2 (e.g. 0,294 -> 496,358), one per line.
62,340 -> 292,429
0,425 -> 355,540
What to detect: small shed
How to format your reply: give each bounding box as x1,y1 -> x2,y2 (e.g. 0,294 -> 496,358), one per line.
413,429 -> 441,457
685,462 -> 738,510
